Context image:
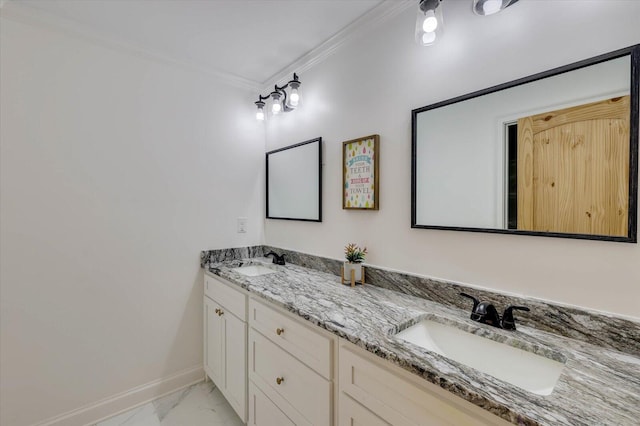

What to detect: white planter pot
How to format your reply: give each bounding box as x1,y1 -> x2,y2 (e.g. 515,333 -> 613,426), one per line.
344,262 -> 363,282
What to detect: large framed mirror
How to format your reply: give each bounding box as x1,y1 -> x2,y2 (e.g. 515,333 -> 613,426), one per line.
412,45 -> 639,242
266,137 -> 322,222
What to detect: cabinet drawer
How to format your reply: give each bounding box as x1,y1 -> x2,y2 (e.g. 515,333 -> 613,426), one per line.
248,381 -> 296,426
250,328 -> 331,426
339,392 -> 390,426
249,298 -> 332,378
339,343 -> 510,426
205,274 -> 246,319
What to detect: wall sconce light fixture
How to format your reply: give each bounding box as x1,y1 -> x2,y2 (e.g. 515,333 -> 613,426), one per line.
415,0 -> 443,46
255,73 -> 301,121
472,0 -> 519,16
415,0 -> 520,46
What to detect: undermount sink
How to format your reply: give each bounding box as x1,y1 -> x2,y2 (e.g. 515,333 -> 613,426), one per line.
395,319 -> 565,396
232,264 -> 278,277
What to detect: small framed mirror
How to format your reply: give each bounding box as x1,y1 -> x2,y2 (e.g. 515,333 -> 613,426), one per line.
412,45 -> 639,242
266,137 -> 322,222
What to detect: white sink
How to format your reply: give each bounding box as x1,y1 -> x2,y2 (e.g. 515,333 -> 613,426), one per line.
232,264 -> 278,277
395,319 -> 565,396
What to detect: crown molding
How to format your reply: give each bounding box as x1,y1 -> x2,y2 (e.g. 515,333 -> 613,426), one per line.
0,1 -> 262,91
261,0 -> 415,89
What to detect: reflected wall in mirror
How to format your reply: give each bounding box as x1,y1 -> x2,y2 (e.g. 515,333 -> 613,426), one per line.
266,137 -> 322,222
412,45 -> 639,242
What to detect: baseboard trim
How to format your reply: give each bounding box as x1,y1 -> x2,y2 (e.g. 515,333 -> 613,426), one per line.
31,365 -> 204,426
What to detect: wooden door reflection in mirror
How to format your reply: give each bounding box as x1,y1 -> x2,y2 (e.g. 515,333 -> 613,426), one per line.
514,96 -> 630,236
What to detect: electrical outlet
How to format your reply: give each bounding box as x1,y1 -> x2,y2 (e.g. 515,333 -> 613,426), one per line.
237,217 -> 247,233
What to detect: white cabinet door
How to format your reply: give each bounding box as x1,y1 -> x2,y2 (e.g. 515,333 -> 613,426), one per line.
204,297 -> 223,386
204,275 -> 248,423
223,308 -> 247,421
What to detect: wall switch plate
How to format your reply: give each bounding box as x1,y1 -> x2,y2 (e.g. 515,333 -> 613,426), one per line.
237,217 -> 247,233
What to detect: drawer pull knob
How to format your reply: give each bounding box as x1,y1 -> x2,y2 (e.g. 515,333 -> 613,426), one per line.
276,377 -> 284,385
217,309 -> 224,316
276,328 -> 285,336
214,308 -> 220,314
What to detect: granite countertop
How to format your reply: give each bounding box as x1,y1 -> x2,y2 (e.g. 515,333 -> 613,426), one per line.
205,258 -> 640,426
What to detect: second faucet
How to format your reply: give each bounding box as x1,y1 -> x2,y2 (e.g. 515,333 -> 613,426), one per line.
459,292 -> 529,330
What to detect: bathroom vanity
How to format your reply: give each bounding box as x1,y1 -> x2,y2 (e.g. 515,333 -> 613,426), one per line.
202,251 -> 640,425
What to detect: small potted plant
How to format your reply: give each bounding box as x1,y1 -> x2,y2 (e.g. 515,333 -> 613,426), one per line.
343,243 -> 367,284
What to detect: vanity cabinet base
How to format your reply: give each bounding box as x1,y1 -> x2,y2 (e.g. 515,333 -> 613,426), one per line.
339,342 -> 511,426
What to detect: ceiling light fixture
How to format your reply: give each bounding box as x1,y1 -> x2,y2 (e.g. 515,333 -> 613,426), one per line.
415,0 -> 443,47
472,0 -> 520,16
254,73 -> 301,121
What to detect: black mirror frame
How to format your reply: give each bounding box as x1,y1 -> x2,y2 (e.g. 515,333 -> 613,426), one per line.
411,44 -> 639,243
266,137 -> 322,222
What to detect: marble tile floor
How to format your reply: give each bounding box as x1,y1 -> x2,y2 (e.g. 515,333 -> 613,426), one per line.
94,381 -> 244,426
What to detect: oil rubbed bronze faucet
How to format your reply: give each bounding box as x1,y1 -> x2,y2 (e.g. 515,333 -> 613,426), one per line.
460,293 -> 530,330
500,305 -> 531,330
265,251 -> 286,265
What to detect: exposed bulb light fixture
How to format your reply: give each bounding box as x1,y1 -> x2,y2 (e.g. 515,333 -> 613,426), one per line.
415,0 -> 443,46
287,75 -> 301,108
271,91 -> 282,115
255,100 -> 265,121
472,0 -> 520,16
415,0 -> 521,46
254,73 -> 301,120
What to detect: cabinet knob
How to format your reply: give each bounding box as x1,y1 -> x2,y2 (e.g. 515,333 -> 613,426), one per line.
276,328 -> 284,336
276,377 -> 284,385
217,309 -> 224,316
214,308 -> 220,314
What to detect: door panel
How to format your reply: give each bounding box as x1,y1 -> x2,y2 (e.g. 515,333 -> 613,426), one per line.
517,96 -> 629,236
224,310 -> 247,422
204,298 -> 223,386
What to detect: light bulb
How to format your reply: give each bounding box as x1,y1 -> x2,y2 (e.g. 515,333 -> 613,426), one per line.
289,89 -> 299,107
483,0 -> 502,15
270,91 -> 282,114
415,2 -> 443,46
422,10 -> 438,33
422,31 -> 436,45
254,101 -> 266,121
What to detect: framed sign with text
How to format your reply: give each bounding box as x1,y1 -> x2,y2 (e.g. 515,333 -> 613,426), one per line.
342,134 -> 379,210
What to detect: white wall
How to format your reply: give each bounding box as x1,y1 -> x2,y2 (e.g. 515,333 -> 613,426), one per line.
0,15 -> 264,426
264,1 -> 640,318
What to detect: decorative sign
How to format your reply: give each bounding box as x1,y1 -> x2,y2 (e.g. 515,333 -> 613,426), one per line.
342,135 -> 379,210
